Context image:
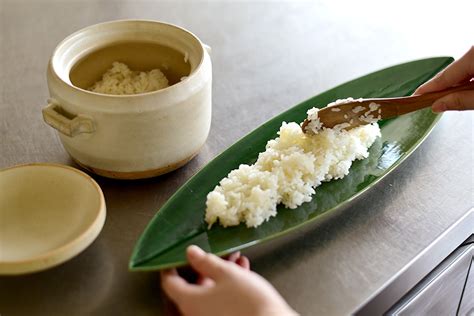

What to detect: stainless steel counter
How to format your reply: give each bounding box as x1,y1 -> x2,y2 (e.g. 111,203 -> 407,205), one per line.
1,1 -> 473,315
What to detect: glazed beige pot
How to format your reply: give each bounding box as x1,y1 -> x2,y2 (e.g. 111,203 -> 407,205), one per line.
43,20 -> 212,179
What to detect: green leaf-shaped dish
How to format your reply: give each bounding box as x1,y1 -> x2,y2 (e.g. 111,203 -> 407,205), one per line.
129,57 -> 452,271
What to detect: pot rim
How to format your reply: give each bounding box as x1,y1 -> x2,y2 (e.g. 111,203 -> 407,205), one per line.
50,19 -> 207,99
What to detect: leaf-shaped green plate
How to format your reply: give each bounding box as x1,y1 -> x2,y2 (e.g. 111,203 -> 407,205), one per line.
129,57 -> 453,271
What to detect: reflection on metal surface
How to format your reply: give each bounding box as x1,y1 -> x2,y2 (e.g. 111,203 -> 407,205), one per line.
458,243 -> 474,315
355,209 -> 474,315
386,237 -> 473,315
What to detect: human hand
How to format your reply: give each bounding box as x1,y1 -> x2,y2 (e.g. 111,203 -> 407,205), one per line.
194,250 -> 250,287
161,245 -> 298,316
414,46 -> 474,112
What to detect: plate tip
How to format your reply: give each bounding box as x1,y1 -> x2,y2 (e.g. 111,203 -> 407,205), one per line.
128,254 -> 142,270
128,261 -> 137,270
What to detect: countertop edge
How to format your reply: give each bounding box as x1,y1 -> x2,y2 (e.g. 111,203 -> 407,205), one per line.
355,207 -> 474,315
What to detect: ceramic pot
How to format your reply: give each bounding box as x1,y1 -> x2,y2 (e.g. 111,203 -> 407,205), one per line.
43,20 -> 212,179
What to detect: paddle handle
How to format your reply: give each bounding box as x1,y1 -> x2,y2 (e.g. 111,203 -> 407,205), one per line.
302,81 -> 474,132
375,81 -> 474,118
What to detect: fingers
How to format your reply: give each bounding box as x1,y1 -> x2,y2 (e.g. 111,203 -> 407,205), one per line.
228,252 -> 250,270
196,275 -> 215,287
226,251 -> 241,263
187,245 -> 232,280
196,251 -> 241,286
161,269 -> 201,303
236,256 -> 250,270
415,46 -> 474,95
432,91 -> 474,112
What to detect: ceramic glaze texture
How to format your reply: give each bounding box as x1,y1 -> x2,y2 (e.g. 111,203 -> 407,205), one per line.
0,164 -> 106,275
44,20 -> 212,179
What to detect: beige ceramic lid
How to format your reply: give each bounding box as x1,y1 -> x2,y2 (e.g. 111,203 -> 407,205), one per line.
0,163 -> 106,275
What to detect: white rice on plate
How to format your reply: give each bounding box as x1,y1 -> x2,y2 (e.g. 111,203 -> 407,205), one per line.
205,105 -> 381,229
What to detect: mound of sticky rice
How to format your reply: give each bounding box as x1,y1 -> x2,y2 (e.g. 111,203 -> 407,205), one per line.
88,62 -> 169,95
205,106 -> 381,229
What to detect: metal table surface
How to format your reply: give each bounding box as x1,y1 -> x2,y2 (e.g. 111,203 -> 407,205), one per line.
1,1 -> 473,315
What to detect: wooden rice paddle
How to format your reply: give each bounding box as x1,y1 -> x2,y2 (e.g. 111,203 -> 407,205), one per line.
301,81 -> 474,132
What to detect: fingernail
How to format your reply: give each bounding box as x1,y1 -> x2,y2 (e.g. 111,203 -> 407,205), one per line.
432,102 -> 447,113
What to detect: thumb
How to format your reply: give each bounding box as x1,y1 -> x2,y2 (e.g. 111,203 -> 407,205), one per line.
186,245 -> 234,281
432,91 -> 474,112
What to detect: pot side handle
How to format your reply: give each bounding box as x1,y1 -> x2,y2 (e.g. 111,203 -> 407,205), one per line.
42,100 -> 95,137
